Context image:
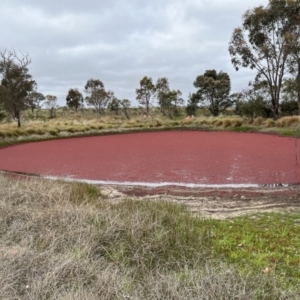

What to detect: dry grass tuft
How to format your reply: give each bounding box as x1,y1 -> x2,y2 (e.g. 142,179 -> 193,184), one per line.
232,120 -> 243,127
277,116 -> 300,128
253,117 -> 264,126
222,119 -> 232,128
264,118 -> 276,127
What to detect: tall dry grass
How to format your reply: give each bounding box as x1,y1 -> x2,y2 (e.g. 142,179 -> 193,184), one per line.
2,107 -> 300,145
0,174 -> 297,299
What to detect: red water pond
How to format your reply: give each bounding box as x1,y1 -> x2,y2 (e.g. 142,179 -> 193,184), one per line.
0,131 -> 299,185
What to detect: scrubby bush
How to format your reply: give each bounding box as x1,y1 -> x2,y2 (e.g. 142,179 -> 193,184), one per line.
280,100 -> 298,116
236,98 -> 273,119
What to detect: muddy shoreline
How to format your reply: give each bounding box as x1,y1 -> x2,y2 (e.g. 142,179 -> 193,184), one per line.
101,184 -> 300,219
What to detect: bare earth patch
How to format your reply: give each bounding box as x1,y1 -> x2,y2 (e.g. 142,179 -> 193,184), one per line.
3,171 -> 300,219
101,184 -> 300,219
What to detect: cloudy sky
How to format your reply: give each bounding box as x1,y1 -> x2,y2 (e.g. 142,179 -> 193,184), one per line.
0,0 -> 268,106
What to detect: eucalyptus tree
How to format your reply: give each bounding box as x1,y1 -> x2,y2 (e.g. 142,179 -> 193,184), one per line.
45,95 -> 58,119
283,0 -> 300,113
186,93 -> 199,116
120,99 -> 131,119
155,77 -> 184,118
193,70 -> 232,116
0,49 -> 35,127
156,77 -> 170,116
281,78 -> 299,115
84,79 -> 111,114
136,76 -> 156,114
66,88 -> 83,112
229,0 -> 298,119
108,97 -> 131,118
27,88 -> 45,113
108,97 -> 121,115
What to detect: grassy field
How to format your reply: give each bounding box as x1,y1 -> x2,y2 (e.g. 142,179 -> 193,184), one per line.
1,109 -> 300,298
1,108 -> 300,148
0,174 -> 300,299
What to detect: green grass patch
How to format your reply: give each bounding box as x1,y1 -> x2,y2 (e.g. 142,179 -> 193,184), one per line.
207,213 -> 300,289
91,200 -> 210,274
279,128 -> 300,137
68,182 -> 101,206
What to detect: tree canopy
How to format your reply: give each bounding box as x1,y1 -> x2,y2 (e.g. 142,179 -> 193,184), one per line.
136,76 -> 156,114
229,0 -> 300,119
283,0 -> 300,113
84,79 -> 112,114
120,99 -> 131,119
0,49 -> 35,127
193,70 -> 232,116
45,95 -> 58,119
156,77 -> 183,118
27,88 -> 45,113
66,88 -> 84,112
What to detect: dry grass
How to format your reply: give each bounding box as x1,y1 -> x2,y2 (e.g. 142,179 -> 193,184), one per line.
277,116 -> 300,128
0,174 -> 297,299
2,109 -> 300,146
264,118 -> 276,127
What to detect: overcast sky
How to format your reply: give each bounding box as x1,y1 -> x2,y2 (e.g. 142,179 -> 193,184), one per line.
0,0 -> 269,106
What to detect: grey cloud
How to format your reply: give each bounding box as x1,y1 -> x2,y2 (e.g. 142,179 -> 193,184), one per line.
0,0 -> 269,106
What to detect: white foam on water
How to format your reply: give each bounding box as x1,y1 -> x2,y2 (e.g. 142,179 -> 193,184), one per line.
44,175 -> 261,188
